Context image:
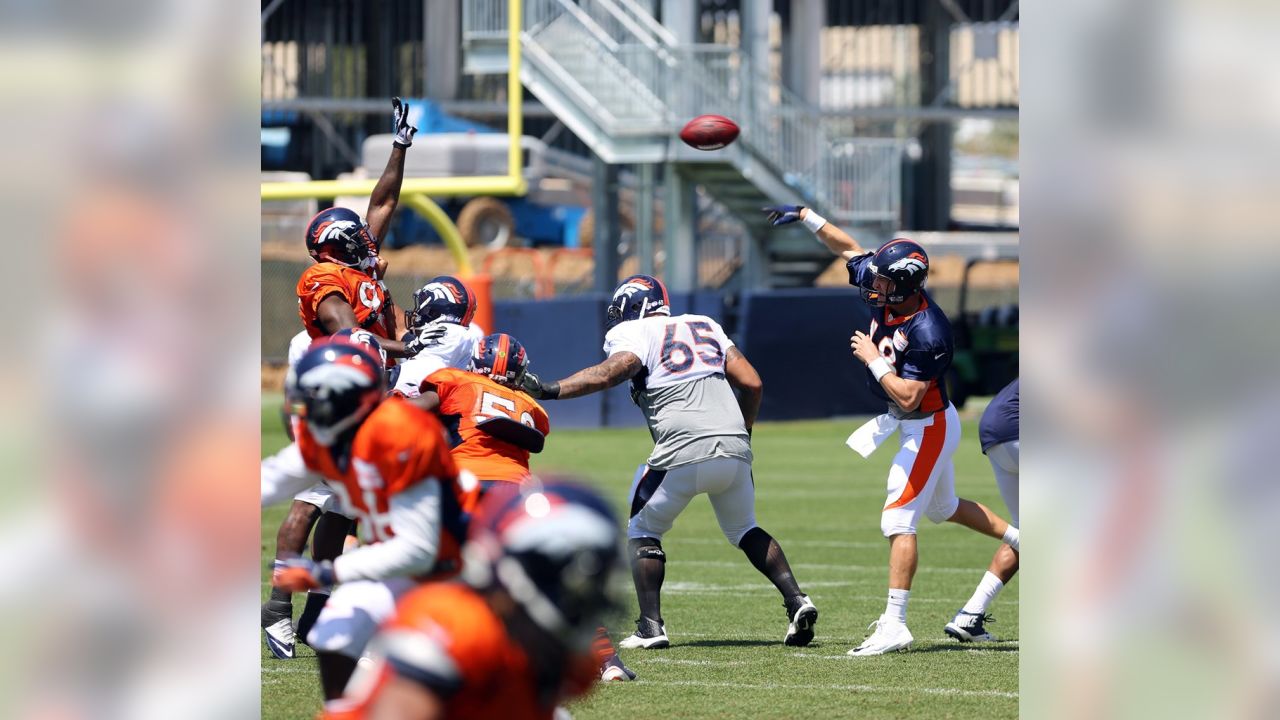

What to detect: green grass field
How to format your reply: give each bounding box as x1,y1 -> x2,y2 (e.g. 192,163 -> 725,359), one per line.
261,397 -> 1018,718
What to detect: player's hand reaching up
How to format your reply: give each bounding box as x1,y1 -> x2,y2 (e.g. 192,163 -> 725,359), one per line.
762,205 -> 805,226
850,331 -> 880,366
392,96 -> 418,148
272,557 -> 336,592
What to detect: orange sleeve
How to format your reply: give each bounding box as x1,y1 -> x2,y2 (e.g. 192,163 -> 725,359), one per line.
530,401 -> 550,436
367,400 -> 459,496
392,585 -> 507,691
431,369 -> 481,425
424,368 -> 459,409
297,264 -> 351,317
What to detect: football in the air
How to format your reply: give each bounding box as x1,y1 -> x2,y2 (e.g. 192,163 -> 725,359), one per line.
679,114 -> 740,151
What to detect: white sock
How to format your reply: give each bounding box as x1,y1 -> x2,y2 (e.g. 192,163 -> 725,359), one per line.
885,588 -> 910,624
961,571 -> 1005,615
1002,525 -> 1020,553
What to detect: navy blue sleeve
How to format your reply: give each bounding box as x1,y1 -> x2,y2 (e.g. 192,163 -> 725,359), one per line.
899,346 -> 950,381
846,253 -> 874,287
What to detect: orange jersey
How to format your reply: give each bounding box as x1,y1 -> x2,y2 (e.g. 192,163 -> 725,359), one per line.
297,262 -> 394,339
295,397 -> 472,578
423,368 -> 551,483
323,583 -> 597,720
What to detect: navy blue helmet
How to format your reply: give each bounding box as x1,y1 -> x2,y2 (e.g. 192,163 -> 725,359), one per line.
285,341 -> 385,446
471,333 -> 530,387
305,207 -> 378,269
405,276 -> 478,332
463,479 -> 623,649
605,274 -> 670,330
860,239 -> 930,307
330,327 -> 387,370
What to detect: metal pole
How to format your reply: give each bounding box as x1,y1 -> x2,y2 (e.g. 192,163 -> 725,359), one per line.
637,163 -> 656,276
592,156 -> 621,293
664,166 -> 696,292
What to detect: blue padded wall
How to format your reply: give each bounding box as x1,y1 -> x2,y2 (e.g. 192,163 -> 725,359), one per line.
492,288 -> 884,426
492,295 -> 609,429
737,288 -> 884,420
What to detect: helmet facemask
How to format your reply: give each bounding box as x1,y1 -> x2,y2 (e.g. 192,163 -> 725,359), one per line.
859,265 -> 924,308
316,222 -> 378,270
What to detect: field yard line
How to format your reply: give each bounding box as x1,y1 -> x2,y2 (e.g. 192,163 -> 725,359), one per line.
662,583 -> 981,604
794,650 -> 1017,660
668,537 -> 884,549
653,630 -> 1018,645
637,679 -> 1018,699
645,657 -> 749,666
678,560 -> 982,574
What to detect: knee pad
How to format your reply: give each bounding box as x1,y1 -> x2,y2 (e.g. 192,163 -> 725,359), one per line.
629,537 -> 666,564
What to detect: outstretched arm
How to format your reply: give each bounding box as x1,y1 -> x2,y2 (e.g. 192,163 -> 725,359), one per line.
366,97 -> 418,244
763,205 -> 867,260
522,352 -> 644,400
805,209 -> 866,260
366,145 -> 408,245
723,346 -> 763,430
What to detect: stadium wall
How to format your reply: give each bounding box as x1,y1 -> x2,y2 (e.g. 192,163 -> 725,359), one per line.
490,289 -> 884,429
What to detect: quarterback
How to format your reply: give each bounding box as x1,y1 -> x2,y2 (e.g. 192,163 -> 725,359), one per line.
766,204 -> 1019,655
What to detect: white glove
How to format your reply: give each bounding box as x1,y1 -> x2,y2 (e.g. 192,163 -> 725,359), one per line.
405,323 -> 448,356
392,97 -> 417,149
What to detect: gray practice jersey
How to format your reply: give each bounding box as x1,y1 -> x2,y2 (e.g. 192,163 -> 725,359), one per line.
603,314 -> 752,469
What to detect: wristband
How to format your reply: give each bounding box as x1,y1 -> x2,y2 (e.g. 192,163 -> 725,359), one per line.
801,210 -> 828,234
868,357 -> 894,382
543,380 -> 561,400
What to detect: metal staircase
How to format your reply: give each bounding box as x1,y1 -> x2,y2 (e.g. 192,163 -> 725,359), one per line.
463,0 -> 901,287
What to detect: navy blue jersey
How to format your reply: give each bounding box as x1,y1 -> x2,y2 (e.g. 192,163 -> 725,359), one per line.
979,379 -> 1019,452
848,253 -> 954,414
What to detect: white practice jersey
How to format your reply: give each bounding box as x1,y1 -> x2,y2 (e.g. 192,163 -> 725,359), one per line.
604,314 -> 752,469
286,330 -> 313,369
392,323 -> 485,397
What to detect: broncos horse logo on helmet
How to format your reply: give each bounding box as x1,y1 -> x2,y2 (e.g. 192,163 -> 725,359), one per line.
286,341 -> 386,447
606,274 -> 670,330
305,207 -> 379,270
405,275 -> 478,332
331,327 -> 388,371
472,333 -> 530,387
860,239 -> 930,307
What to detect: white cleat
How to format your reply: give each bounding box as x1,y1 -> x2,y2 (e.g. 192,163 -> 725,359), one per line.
944,611 -> 998,642
263,617 -> 297,659
784,595 -> 819,647
599,653 -> 636,682
847,615 -> 914,656
618,617 -> 669,649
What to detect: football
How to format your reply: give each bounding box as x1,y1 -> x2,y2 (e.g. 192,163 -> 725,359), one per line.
679,114 -> 740,151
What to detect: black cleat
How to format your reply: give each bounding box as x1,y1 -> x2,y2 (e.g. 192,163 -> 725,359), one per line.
944,610 -> 998,642
618,616 -> 669,649
784,595 -> 819,646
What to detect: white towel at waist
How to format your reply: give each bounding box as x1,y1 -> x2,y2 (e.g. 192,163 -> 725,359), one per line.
845,413 -> 901,458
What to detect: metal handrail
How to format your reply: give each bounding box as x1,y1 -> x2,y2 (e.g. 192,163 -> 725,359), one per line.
609,0 -> 678,47
581,0 -> 669,56
534,0 -> 621,53
461,0 -> 901,224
